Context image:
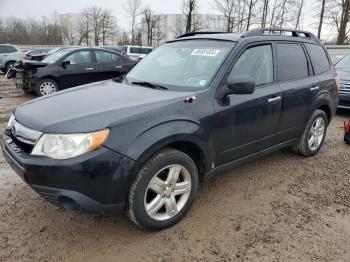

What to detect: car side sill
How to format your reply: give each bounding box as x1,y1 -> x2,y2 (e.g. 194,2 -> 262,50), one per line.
204,138 -> 299,180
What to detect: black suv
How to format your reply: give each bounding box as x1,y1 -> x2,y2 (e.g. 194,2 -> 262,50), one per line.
1,28 -> 339,230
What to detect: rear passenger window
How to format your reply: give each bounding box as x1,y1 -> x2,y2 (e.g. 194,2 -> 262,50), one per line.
0,46 -> 6,53
276,43 -> 308,82
305,43 -> 330,74
95,51 -> 119,63
228,45 -> 273,87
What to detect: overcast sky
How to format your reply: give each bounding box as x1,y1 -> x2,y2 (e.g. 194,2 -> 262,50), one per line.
0,0 -> 330,37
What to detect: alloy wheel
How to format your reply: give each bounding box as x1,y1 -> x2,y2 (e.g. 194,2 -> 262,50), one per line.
144,164 -> 192,221
308,116 -> 325,151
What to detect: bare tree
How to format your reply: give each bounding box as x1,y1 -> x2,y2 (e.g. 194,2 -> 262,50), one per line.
142,8 -> 160,46
60,15 -> 76,45
295,0 -> 304,29
261,0 -> 269,27
246,0 -> 258,30
215,0 -> 236,32
337,0 -> 350,44
184,0 -> 197,33
77,10 -> 92,46
123,0 -> 142,44
317,0 -> 326,38
100,9 -> 116,45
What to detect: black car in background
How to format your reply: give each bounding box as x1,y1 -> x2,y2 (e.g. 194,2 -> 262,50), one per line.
8,47 -> 137,96
334,55 -> 350,109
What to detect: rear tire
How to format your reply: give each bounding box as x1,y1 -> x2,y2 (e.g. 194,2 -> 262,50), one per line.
292,109 -> 328,157
34,78 -> 59,97
128,148 -> 199,230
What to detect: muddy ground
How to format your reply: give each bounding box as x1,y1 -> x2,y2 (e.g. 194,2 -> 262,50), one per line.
0,73 -> 350,262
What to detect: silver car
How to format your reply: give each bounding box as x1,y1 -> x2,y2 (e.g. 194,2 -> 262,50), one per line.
0,44 -> 22,73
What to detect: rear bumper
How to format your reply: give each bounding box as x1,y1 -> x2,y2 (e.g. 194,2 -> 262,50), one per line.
339,93 -> 350,109
1,132 -> 136,214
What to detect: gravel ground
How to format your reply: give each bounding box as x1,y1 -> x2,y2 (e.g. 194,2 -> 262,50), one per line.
0,73 -> 350,262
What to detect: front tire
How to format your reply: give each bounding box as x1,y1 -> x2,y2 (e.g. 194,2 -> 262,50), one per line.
34,78 -> 59,96
292,109 -> 328,157
128,148 -> 199,230
4,61 -> 15,73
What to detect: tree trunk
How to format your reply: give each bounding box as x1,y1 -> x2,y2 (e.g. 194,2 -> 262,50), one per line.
295,0 -> 304,30
337,0 -> 350,44
317,0 -> 326,38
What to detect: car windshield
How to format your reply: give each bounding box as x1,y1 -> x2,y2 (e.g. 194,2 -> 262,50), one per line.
126,40 -> 234,91
42,49 -> 72,64
335,55 -> 350,69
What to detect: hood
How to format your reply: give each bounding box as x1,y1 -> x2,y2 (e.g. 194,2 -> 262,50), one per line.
14,80 -> 194,133
336,68 -> 350,81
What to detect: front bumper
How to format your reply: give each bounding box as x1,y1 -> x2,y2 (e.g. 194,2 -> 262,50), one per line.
1,132 -> 136,214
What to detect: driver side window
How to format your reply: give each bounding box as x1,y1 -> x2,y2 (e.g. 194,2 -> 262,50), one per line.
228,45 -> 273,87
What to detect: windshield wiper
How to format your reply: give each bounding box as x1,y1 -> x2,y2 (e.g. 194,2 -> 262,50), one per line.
131,81 -> 168,90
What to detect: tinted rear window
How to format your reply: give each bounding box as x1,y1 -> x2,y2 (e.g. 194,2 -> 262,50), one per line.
277,43 -> 309,82
305,43 -> 330,74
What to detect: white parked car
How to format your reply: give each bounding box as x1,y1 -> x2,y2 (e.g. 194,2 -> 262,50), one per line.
121,45 -> 154,59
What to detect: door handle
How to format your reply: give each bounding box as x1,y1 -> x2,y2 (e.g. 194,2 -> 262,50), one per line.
86,67 -> 94,71
310,86 -> 319,91
115,65 -> 122,69
268,96 -> 282,103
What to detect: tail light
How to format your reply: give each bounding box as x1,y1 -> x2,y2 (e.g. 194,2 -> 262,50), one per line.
344,120 -> 350,133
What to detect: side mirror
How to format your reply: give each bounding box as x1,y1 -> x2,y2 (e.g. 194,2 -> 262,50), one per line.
225,75 -> 256,95
60,60 -> 70,68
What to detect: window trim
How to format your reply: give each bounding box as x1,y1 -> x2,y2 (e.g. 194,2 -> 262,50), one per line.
275,41 -> 312,84
223,42 -> 276,90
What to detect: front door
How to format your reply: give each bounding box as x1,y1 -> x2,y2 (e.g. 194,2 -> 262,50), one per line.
212,43 -> 282,166
59,50 -> 96,89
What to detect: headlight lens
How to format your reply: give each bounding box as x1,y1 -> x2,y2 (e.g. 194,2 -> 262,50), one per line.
7,114 -> 15,129
31,129 -> 109,160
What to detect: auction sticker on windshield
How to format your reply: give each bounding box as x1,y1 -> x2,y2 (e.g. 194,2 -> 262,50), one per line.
191,49 -> 221,57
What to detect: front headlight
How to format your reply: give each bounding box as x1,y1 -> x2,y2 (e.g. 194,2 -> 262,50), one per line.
31,129 -> 109,160
7,114 -> 15,129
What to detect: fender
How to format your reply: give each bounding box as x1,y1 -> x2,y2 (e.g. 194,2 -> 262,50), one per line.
125,120 -> 214,171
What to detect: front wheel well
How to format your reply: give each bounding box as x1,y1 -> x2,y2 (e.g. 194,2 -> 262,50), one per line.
162,141 -> 206,180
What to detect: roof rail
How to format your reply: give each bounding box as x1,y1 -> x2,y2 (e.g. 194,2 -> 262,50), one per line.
177,31 -> 229,39
242,28 -> 318,40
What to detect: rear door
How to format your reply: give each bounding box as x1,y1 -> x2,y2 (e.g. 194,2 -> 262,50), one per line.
58,50 -> 95,89
275,42 -> 317,143
213,43 -> 282,165
94,50 -> 125,81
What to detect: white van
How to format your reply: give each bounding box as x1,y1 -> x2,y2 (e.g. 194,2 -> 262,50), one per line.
121,45 -> 154,59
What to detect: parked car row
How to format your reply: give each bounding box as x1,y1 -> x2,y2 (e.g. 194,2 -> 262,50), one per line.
1,44 -> 155,96
7,47 -> 138,96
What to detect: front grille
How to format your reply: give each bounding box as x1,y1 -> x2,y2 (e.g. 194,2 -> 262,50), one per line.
339,100 -> 350,108
339,81 -> 350,94
11,134 -> 34,153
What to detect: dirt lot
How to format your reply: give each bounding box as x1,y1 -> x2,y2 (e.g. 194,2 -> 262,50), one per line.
0,73 -> 350,262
